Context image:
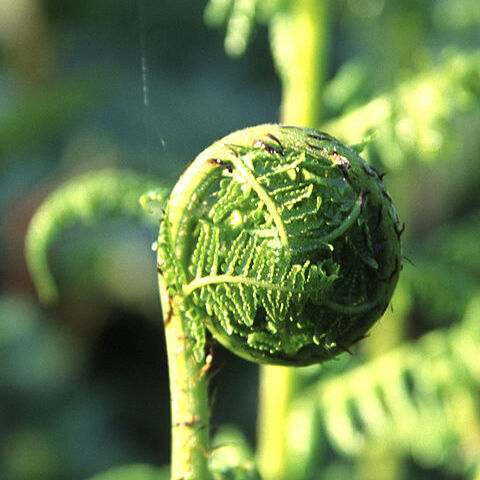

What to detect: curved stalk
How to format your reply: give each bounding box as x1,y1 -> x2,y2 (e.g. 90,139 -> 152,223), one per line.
157,141 -> 222,480
159,275 -> 210,480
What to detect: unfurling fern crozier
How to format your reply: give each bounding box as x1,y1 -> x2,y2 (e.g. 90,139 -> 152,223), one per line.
156,124 -> 402,365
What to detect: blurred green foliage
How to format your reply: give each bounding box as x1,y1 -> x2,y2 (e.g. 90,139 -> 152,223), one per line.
1,0 -> 480,479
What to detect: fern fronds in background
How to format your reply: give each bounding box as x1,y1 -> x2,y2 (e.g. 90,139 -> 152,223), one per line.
282,294 -> 480,478
320,321 -> 480,467
25,169 -> 169,304
325,50 -> 480,168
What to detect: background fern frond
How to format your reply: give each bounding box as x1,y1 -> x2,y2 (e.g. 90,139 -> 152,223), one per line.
324,50 -> 480,168
25,169 -> 169,304
303,298 -> 480,474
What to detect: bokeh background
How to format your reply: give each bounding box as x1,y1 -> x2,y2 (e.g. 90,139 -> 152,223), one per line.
1,1 -> 480,479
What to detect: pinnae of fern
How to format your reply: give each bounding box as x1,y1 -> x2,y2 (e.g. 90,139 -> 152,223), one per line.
156,124 -> 403,365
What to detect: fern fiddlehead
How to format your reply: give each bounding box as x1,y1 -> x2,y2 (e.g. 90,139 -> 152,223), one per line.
158,123 -> 402,479
158,123 -> 402,368
24,125 -> 402,480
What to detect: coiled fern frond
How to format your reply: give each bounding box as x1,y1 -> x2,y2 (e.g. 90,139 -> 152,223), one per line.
157,124 -> 402,365
25,169 -> 170,304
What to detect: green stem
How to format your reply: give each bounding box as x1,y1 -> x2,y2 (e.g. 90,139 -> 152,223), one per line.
159,275 -> 210,480
257,366 -> 297,480
158,146 -> 221,480
257,2 -> 330,479
278,0 -> 330,127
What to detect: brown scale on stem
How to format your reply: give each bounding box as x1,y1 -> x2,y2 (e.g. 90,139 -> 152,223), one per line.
156,260 -> 164,275
165,304 -> 173,326
172,414 -> 204,429
199,352 -> 214,377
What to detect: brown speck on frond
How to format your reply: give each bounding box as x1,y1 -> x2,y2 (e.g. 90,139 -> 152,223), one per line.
253,139 -> 283,156
307,131 -> 334,142
381,190 -> 393,202
360,189 -> 371,213
206,158 -> 233,173
330,151 -> 351,170
380,303 -> 389,316
266,133 -> 284,154
361,163 -> 377,177
351,334 -> 369,346
329,151 -> 352,184
338,344 -> 353,355
306,141 -> 324,150
394,222 -> 406,240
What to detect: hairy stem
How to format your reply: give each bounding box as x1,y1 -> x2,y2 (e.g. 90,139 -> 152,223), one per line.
258,1 -> 330,479
159,276 -> 210,480
157,146 -> 221,480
